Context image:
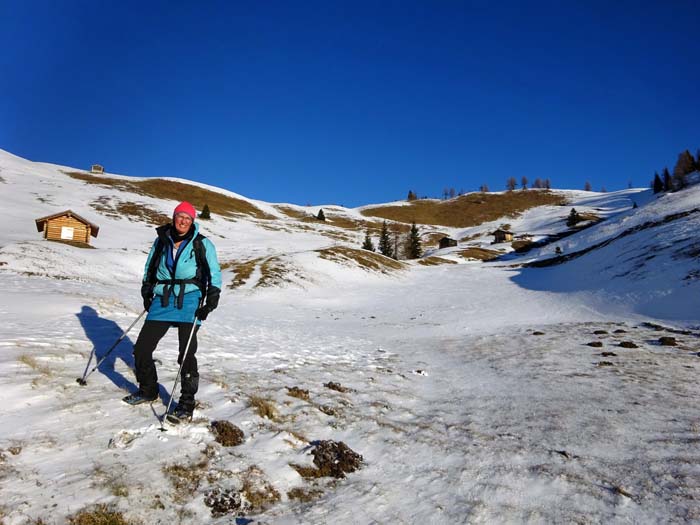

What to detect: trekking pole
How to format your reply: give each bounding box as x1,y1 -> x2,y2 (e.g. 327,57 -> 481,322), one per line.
160,306 -> 201,431
76,309 -> 147,386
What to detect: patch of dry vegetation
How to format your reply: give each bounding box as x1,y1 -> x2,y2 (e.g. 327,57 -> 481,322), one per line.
162,459 -> 209,503
67,504 -> 138,525
91,196 -> 170,225
361,191 -> 566,227
316,246 -> 404,273
287,487 -> 324,502
241,466 -> 281,510
222,258 -> 261,289
257,257 -> 297,288
248,395 -> 278,420
18,354 -> 52,376
286,386 -> 310,401
66,171 -> 275,219
457,247 -> 501,261
210,420 -> 245,447
417,256 -> 458,266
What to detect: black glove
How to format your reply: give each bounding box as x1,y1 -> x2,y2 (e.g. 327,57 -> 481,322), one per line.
141,283 -> 154,311
196,287 -> 220,321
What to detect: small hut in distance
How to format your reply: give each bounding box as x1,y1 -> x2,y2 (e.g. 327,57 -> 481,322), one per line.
439,237 -> 458,249
492,229 -> 514,243
35,210 -> 99,246
91,164 -> 104,174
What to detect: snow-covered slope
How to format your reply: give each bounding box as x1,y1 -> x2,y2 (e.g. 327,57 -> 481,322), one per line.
1,149 -> 699,524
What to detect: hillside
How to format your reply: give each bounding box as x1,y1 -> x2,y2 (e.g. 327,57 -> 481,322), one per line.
0,149 -> 699,524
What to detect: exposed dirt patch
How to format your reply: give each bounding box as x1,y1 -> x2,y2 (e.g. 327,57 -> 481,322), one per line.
360,191 -> 566,227
324,381 -> 350,393
596,361 -> 615,367
658,337 -> 677,346
204,488 -> 244,517
619,341 -> 639,349
210,420 -> 245,447
292,441 -> 363,479
287,487 -> 324,502
162,459 -> 209,503
593,330 -> 608,335
286,386 -> 310,401
223,258 -> 262,289
586,342 -> 603,348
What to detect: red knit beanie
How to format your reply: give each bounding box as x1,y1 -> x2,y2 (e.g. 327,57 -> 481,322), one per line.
173,201 -> 196,220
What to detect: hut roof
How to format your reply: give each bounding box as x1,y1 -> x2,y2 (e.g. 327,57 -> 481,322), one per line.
35,210 -> 100,237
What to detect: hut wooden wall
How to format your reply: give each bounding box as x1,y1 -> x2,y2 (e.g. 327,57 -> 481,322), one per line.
44,216 -> 91,244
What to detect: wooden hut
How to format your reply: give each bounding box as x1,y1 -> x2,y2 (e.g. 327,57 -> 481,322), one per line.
493,229 -> 513,243
439,237 -> 458,249
91,164 -> 104,174
35,210 -> 99,246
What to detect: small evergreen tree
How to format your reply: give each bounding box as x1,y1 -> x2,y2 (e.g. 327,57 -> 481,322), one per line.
480,184 -> 490,192
566,208 -> 581,227
361,229 -> 375,252
316,209 -> 326,221
378,221 -> 393,258
652,172 -> 663,193
663,167 -> 672,191
674,149 -> 695,178
584,181 -> 592,191
506,177 -> 517,191
407,190 -> 417,201
544,178 -> 551,190
406,222 -> 422,259
200,203 -> 211,219
521,176 -> 528,190
696,149 -> 700,171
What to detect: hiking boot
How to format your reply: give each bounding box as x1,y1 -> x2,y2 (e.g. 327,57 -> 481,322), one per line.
122,391 -> 158,405
166,404 -> 193,424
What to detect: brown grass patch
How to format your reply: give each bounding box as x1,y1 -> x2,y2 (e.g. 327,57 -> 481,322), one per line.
163,459 -> 209,503
66,171 -> 274,219
90,196 -> 170,225
316,246 -> 404,273
457,247 -> 501,261
18,354 -> 52,376
67,504 -> 138,525
248,395 -> 278,420
417,256 -> 458,266
275,206 -> 319,222
257,257 -> 296,288
361,191 -> 566,227
287,487 -> 324,502
223,258 -> 262,288
241,465 -> 281,510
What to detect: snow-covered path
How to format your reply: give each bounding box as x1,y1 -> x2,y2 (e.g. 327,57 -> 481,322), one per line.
2,260 -> 699,524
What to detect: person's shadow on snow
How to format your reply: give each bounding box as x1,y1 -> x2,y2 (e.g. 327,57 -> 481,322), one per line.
76,306 -> 170,406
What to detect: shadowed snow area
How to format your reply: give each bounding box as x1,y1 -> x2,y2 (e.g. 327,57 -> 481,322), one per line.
0,149 -> 699,524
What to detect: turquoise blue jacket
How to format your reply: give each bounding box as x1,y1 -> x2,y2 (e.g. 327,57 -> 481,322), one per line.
143,222 -> 222,323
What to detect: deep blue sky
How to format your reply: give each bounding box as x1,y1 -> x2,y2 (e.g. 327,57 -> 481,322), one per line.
2,1 -> 699,207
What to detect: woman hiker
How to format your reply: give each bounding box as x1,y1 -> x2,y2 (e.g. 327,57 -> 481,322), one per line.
123,201 -> 222,423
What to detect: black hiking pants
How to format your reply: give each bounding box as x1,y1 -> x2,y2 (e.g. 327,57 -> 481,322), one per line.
133,320 -> 200,410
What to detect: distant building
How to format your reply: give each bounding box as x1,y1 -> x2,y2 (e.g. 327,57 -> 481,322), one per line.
35,210 -> 99,246
439,237 -> 458,249
91,164 -> 104,174
493,229 -> 513,243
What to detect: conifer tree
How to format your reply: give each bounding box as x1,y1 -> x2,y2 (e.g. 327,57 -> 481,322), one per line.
673,149 -> 695,179
405,222 -> 422,259
521,176 -> 528,190
378,221 -> 393,258
316,208 -> 326,221
506,177 -> 517,191
584,181 -> 592,191
652,172 -> 663,193
200,203 -> 211,219
407,190 -> 417,201
544,178 -> 551,190
480,184 -> 489,192
663,167 -> 672,191
361,229 -> 375,252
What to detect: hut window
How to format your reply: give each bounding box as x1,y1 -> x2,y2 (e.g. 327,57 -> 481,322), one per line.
60,226 -> 75,240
